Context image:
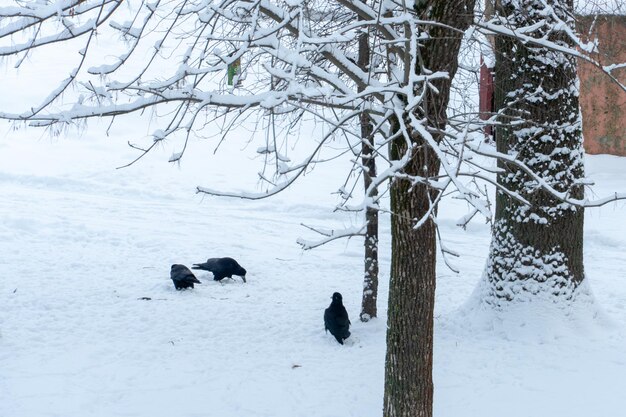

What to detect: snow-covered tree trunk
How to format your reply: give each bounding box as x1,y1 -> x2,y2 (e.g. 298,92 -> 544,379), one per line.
383,1 -> 475,416
482,0 -> 585,305
358,1 -> 379,323
360,109 -> 379,322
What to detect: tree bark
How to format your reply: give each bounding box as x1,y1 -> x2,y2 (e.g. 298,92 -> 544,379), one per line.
383,2 -> 475,416
360,111 -> 379,322
483,0 -> 585,305
358,1 -> 379,322
384,128 -> 439,417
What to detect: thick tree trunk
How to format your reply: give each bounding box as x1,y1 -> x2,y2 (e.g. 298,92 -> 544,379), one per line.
483,0 -> 585,305
383,2 -> 475,416
358,6 -> 379,322
384,134 -> 439,417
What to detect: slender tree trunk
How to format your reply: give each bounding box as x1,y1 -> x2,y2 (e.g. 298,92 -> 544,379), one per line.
358,2 -> 379,322
483,0 -> 585,305
360,111 -> 379,321
383,2 -> 475,416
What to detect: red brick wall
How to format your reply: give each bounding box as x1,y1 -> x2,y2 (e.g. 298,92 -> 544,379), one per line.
479,56 -> 494,137
577,15 -> 626,155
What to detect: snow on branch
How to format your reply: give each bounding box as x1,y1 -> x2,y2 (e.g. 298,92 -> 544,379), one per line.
476,6 -> 626,93
0,0 -> 123,56
467,141 -> 626,209
0,0 -> 624,253
296,223 -> 366,250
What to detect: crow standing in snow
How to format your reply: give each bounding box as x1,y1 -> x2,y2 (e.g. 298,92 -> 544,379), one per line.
192,257 -> 247,283
170,264 -> 201,290
324,292 -> 351,345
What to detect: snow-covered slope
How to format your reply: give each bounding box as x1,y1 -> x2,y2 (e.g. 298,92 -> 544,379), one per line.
1,122 -> 625,417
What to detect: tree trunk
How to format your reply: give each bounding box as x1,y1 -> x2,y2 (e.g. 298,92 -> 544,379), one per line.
383,2 -> 475,416
483,0 -> 585,305
360,111 -> 379,321
358,2 -> 379,322
384,131 -> 439,417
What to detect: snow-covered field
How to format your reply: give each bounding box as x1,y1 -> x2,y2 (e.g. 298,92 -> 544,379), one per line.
2,119 -> 626,417
1,16 -> 626,416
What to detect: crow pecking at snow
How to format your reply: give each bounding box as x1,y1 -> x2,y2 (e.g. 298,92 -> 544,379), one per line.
170,264 -> 201,290
324,292 -> 351,345
192,257 -> 247,283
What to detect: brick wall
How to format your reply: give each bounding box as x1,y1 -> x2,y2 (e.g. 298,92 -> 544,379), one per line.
577,15 -> 626,155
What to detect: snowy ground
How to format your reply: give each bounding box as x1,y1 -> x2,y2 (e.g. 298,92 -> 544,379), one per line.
2,122 -> 626,417
1,19 -> 626,416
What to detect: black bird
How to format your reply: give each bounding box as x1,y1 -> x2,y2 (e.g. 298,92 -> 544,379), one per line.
324,292 -> 351,345
192,257 -> 247,283
170,264 -> 201,290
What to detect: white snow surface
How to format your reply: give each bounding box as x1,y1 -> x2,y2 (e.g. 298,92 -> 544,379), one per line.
1,33 -> 626,417
2,120 -> 626,417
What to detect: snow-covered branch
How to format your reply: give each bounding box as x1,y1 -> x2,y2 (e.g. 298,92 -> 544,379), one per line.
1,0 -> 624,253
296,223 -> 366,250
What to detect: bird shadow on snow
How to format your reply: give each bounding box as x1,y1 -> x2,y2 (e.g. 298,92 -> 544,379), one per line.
321,318 -> 386,348
129,270 -> 250,302
320,332 -> 360,347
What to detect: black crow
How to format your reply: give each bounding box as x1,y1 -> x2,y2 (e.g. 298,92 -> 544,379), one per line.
324,292 -> 351,345
192,257 -> 247,283
170,264 -> 201,290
